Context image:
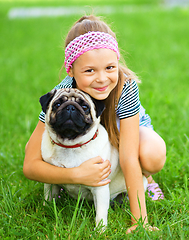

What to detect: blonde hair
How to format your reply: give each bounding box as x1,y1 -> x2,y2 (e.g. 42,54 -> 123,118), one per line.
63,15 -> 139,149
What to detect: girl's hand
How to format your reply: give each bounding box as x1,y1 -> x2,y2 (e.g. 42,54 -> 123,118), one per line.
126,224 -> 159,234
74,156 -> 111,187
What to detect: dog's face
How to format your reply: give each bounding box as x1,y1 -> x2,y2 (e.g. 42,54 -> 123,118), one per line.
40,88 -> 105,140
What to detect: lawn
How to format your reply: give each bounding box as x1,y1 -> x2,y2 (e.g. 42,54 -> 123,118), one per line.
0,0 -> 189,239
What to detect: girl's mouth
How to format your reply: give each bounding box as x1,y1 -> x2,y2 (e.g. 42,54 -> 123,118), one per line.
94,86 -> 108,92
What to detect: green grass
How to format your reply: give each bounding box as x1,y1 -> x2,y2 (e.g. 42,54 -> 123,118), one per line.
0,0 -> 189,239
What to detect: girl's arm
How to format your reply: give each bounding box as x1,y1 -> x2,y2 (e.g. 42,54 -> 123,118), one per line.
23,121 -> 111,186
119,113 -> 148,228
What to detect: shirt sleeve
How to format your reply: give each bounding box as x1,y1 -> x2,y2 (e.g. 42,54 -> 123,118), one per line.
39,76 -> 73,123
116,79 -> 140,119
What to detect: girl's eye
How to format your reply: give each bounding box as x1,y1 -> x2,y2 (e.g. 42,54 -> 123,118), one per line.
106,66 -> 114,70
85,69 -> 94,73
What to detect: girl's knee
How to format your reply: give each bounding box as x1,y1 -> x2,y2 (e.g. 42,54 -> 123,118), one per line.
139,127 -> 166,174
141,146 -> 166,174
150,143 -> 166,172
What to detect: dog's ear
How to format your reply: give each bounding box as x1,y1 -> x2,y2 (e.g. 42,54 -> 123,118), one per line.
39,89 -> 57,113
91,98 -> 106,118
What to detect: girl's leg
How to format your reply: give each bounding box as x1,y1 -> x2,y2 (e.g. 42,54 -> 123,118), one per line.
139,126 -> 166,200
139,126 -> 166,177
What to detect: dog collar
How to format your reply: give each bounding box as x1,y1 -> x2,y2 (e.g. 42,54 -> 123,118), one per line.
50,130 -> 98,148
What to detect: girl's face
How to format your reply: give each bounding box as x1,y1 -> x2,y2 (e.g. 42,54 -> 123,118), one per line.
68,48 -> 119,100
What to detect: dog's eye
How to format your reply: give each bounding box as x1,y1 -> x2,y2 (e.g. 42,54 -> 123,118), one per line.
52,102 -> 61,111
82,105 -> 90,114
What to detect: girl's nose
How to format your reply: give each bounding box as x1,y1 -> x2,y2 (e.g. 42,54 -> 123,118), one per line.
96,71 -> 106,82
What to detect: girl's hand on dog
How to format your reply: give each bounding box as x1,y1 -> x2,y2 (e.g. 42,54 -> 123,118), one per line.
74,157 -> 111,187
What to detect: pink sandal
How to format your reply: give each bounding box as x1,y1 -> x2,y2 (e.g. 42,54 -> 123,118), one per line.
147,183 -> 164,200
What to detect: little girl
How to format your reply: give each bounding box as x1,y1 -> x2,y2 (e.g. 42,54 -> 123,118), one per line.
23,15 -> 166,234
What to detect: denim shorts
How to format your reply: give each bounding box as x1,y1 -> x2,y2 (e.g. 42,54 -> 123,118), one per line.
139,105 -> 153,130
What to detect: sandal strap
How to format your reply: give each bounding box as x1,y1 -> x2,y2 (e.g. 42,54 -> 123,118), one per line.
147,183 -> 164,200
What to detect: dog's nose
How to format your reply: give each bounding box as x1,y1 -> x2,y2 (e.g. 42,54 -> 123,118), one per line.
66,105 -> 75,112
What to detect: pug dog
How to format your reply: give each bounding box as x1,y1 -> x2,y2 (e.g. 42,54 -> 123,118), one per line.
39,88 -> 147,229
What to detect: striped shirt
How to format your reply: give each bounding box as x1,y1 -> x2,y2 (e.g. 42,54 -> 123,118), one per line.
39,76 -> 153,129
116,79 -> 140,119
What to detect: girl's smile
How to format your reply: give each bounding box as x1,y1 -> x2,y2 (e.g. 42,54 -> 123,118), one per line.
94,86 -> 108,92
68,48 -> 119,100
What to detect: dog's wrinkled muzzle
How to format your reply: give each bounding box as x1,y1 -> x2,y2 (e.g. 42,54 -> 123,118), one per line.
61,101 -> 87,117
50,101 -> 93,140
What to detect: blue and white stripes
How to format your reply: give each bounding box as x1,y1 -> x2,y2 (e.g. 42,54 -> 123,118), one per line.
116,80 -> 140,119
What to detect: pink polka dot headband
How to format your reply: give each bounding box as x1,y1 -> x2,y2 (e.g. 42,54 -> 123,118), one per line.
64,31 -> 120,73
